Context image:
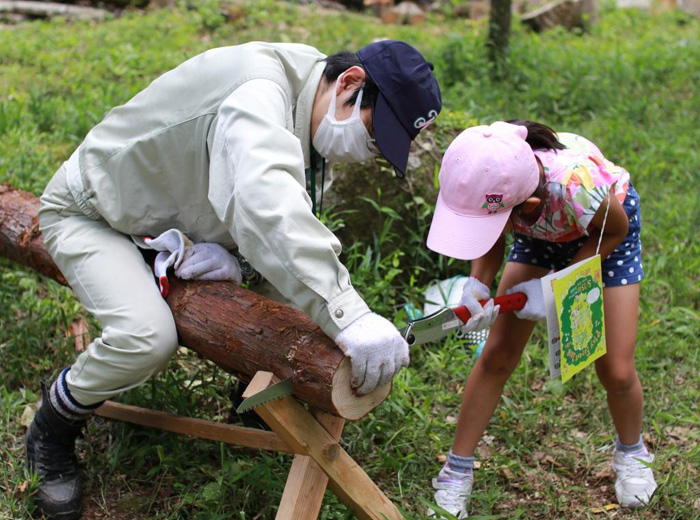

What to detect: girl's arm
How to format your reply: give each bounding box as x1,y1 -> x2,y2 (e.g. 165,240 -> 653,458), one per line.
570,191 -> 629,265
469,234 -> 507,286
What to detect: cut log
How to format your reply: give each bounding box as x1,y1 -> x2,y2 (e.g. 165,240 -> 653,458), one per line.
0,0 -> 108,20
521,0 -> 597,31
381,1 -> 425,24
0,184 -> 390,420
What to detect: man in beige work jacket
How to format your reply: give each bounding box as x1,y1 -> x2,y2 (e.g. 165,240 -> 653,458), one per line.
26,40 -> 442,519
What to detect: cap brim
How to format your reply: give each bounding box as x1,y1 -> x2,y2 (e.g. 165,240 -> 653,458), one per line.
373,93 -> 411,177
426,192 -> 512,260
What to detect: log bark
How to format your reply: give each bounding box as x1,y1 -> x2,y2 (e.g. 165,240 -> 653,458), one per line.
487,0 -> 512,78
0,185 -> 67,285
0,184 -> 390,420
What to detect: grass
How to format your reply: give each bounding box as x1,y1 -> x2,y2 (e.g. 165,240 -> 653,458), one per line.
1,1 -> 699,518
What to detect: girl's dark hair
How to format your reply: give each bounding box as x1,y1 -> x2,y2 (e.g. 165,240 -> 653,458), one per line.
322,51 -> 378,110
507,120 -> 565,151
508,120 -> 561,216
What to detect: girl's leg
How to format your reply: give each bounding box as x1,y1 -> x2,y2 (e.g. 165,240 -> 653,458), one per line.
594,283 -> 643,444
451,262 -> 550,456
596,283 -> 656,507
429,262 -> 548,518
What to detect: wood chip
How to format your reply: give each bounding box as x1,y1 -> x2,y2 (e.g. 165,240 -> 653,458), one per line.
590,503 -> 620,513
20,404 -> 36,428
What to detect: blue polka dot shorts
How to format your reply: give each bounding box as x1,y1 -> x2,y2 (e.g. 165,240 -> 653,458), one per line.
507,184 -> 643,288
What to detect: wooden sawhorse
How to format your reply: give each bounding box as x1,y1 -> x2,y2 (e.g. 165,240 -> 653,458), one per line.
96,371 -> 403,520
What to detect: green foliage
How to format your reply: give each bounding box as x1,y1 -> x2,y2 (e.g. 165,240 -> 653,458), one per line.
1,3 -> 698,519
193,0 -> 228,32
0,261 -> 88,386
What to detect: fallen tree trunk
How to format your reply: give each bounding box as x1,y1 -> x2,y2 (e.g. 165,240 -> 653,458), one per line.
0,184 -> 390,420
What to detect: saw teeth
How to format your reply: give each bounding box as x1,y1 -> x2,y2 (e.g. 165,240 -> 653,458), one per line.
237,395 -> 285,413
237,396 -> 276,412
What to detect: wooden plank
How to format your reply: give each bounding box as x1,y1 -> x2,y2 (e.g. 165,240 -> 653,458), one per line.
276,456 -> 330,519
276,411 -> 345,520
96,401 -> 293,454
244,372 -> 403,520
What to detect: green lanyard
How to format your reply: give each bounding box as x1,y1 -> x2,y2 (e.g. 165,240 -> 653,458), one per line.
309,148 -> 326,218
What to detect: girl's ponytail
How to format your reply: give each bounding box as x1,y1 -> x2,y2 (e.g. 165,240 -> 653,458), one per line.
507,120 -> 564,151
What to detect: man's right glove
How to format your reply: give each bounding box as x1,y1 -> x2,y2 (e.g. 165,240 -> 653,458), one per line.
506,278 -> 545,321
334,312 -> 410,396
459,277 -> 500,332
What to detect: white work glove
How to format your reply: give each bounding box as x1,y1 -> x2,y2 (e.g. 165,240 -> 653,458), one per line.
334,312 -> 410,396
506,278 -> 545,321
143,229 -> 193,297
175,243 -> 242,285
459,277 -> 500,332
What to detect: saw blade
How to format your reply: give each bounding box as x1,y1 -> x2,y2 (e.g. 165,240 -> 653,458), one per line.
236,377 -> 294,413
400,307 -> 461,346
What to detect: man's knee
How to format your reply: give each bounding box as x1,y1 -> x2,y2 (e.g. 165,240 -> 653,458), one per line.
104,311 -> 179,375
142,317 -> 179,371
135,311 -> 179,372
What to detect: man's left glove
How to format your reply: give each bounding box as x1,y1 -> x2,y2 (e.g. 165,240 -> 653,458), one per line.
175,243 -> 242,285
144,229 -> 193,297
506,278 -> 545,321
334,312 -> 410,396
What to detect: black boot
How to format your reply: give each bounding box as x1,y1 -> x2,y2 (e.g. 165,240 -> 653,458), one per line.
26,382 -> 87,520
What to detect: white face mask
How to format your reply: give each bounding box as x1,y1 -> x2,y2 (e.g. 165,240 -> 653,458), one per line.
312,73 -> 376,163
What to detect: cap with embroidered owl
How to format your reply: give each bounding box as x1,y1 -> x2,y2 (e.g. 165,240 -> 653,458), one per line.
427,121 -> 539,260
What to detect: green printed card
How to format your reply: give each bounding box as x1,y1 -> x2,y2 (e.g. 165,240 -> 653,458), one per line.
542,255 -> 607,382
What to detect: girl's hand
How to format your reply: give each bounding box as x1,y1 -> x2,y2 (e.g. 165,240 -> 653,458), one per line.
506,278 -> 545,321
459,277 -> 500,332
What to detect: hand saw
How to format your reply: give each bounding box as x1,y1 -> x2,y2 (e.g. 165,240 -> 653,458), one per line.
235,376 -> 293,414
236,292 -> 526,413
400,292 -> 526,346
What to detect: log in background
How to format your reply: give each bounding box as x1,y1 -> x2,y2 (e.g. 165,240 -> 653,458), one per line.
0,184 -> 386,419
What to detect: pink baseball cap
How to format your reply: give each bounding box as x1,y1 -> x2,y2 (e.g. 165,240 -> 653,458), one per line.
427,121 -> 539,260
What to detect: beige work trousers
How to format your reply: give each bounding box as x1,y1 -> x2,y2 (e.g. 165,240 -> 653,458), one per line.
38,161 -> 180,407
39,154 -> 293,407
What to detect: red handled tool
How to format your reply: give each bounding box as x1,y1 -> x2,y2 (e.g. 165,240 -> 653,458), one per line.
400,292 -> 527,346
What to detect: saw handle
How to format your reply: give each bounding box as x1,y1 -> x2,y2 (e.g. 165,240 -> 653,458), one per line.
452,292 -> 527,323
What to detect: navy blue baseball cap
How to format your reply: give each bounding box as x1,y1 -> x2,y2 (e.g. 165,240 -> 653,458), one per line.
358,40 -> 442,177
